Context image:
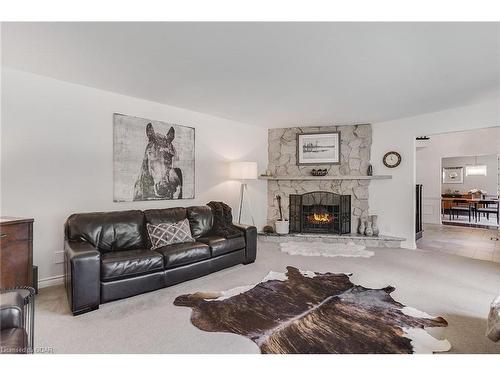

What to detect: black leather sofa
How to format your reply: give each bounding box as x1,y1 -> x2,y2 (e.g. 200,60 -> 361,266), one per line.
64,206 -> 257,315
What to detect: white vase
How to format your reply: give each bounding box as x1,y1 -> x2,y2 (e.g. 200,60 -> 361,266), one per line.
275,220 -> 289,235
364,220 -> 373,237
358,218 -> 365,235
371,215 -> 379,237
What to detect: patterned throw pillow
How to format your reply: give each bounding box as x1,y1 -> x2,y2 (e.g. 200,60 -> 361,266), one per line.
147,219 -> 195,249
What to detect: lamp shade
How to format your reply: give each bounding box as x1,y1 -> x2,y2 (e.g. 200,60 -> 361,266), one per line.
229,161 -> 258,180
465,165 -> 487,176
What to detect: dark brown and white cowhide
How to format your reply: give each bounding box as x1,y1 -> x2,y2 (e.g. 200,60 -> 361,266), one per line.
174,266 -> 450,354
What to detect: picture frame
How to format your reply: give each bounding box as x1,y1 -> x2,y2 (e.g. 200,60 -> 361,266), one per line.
113,113 -> 195,202
296,131 -> 341,165
442,167 -> 463,184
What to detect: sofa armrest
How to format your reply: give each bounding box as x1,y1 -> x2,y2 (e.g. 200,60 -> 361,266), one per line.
64,240 -> 100,315
233,223 -> 257,264
0,291 -> 24,329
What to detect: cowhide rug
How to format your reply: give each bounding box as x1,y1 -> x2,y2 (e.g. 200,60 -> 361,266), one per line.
174,266 -> 451,354
280,241 -> 374,258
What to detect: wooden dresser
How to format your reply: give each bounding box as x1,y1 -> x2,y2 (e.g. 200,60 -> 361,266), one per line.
0,217 -> 34,289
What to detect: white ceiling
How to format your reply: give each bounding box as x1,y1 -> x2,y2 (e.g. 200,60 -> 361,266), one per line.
2,22 -> 499,127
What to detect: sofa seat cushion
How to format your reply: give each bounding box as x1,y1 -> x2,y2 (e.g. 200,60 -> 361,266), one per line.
155,242 -> 210,269
100,249 -> 164,281
198,235 -> 246,257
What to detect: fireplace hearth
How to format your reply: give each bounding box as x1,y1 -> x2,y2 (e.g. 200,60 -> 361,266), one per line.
289,191 -> 351,234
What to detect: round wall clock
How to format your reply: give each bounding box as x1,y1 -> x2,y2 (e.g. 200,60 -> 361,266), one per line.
383,151 -> 402,168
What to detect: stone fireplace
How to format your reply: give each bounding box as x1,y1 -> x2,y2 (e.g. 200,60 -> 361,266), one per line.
267,124 -> 372,233
289,191 -> 351,234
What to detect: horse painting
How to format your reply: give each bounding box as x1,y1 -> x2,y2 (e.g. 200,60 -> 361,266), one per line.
113,114 -> 194,202
133,123 -> 183,200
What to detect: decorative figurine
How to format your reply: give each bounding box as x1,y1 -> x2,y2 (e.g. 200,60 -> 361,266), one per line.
311,169 -> 328,177
367,164 -> 373,176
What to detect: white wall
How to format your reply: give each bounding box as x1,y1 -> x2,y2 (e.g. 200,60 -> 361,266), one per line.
1,68 -> 268,283
414,128 -> 500,224
441,154 -> 498,195
369,97 -> 500,248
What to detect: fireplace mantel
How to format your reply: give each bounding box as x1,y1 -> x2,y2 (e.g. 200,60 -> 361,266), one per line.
259,175 -> 392,181
267,125 -> 376,227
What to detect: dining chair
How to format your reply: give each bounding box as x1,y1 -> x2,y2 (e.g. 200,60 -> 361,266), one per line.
477,200 -> 499,225
450,199 -> 473,222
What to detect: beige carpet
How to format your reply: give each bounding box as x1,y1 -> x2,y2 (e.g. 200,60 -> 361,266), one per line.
35,238 -> 500,353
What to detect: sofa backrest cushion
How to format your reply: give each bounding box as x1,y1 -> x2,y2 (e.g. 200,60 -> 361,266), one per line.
186,206 -> 213,238
143,207 -> 188,248
143,207 -> 187,226
66,210 -> 146,253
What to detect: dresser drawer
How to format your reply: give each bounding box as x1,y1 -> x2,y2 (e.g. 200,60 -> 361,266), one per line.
0,222 -> 31,246
0,241 -> 32,288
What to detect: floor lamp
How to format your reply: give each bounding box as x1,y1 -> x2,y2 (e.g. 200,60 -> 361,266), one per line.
229,161 -> 257,224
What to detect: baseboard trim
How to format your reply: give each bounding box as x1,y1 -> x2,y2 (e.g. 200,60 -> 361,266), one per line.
401,241 -> 417,250
39,274 -> 64,289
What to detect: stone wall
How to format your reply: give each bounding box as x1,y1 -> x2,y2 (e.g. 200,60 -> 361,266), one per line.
267,125 -> 372,232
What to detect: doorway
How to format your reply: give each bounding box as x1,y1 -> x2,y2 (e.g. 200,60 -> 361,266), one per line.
415,127 -> 500,262
441,154 -> 499,228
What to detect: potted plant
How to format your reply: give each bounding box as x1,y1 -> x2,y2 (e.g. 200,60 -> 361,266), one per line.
275,195 -> 289,234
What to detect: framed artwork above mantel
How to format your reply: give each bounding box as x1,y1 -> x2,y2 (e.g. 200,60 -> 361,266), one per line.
296,131 -> 341,165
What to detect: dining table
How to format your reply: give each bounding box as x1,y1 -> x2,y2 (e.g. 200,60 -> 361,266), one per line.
441,197 -> 500,223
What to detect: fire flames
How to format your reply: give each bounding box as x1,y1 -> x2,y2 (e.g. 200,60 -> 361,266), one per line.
308,213 -> 333,224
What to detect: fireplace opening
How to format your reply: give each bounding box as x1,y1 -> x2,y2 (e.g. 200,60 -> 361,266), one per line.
290,191 -> 351,234
307,211 -> 334,225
